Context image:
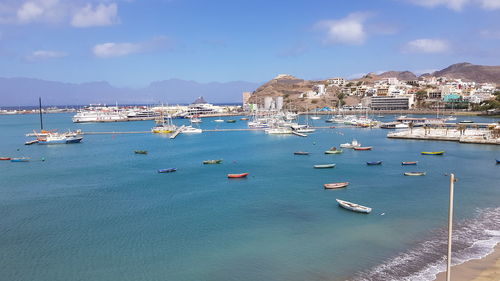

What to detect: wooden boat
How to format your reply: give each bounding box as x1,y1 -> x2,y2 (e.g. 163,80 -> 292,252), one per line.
402,161 -> 418,165
11,157 -> 30,162
324,150 -> 343,154
314,164 -> 336,169
404,172 -> 426,176
158,168 -> 177,173
366,161 -> 382,165
134,150 -> 148,154
324,182 -> 349,189
226,119 -> 236,123
354,146 -> 372,151
421,151 -> 444,155
0,157 -> 11,160
294,151 -> 310,155
227,173 -> 248,178
336,199 -> 372,214
203,159 -> 222,164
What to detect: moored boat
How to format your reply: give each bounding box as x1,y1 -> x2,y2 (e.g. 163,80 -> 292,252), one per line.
336,199 -> 372,214
325,150 -> 343,154
340,139 -> 361,149
158,168 -> 177,173
214,119 -> 224,122
226,119 -> 236,123
25,140 -> 38,145
134,150 -> 148,154
0,157 -> 12,160
240,117 -> 249,121
421,151 -> 444,155
366,161 -> 382,165
294,151 -> 310,155
354,146 -> 372,151
227,173 -> 249,178
11,157 -> 30,162
314,164 -> 336,169
324,182 -> 349,189
497,159 -> 500,164
404,172 -> 426,176
203,159 -> 222,164
402,161 -> 418,165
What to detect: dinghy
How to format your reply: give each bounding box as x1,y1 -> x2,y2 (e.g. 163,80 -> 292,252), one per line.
354,146 -> 372,151
404,172 -> 426,176
158,168 -> 177,173
294,151 -> 310,155
203,159 -> 222,164
402,161 -> 418,165
314,164 -> 336,169
336,199 -> 372,214
366,161 -> 382,165
324,182 -> 349,189
421,151 -> 444,155
227,173 -> 248,178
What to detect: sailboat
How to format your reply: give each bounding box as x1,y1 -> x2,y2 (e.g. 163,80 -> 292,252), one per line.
152,111 -> 177,133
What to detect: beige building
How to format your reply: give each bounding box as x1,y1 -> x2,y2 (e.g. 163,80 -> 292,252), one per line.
242,92 -> 252,105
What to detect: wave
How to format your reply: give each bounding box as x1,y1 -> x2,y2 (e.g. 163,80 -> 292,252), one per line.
352,207 -> 500,281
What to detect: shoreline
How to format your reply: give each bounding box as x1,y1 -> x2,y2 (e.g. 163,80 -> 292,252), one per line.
434,243 -> 500,281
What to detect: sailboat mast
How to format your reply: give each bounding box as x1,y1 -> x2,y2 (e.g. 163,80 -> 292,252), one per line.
39,97 -> 43,130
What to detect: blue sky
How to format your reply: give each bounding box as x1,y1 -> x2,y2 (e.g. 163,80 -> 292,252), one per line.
1,0 -> 500,87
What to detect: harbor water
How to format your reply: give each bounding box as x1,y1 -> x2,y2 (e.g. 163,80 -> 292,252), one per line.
0,113 -> 499,281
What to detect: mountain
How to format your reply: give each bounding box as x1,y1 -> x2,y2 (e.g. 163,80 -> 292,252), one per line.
431,62 -> 500,84
0,77 -> 259,106
354,71 -> 418,83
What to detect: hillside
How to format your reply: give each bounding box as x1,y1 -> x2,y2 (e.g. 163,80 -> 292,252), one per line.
431,62 -> 500,84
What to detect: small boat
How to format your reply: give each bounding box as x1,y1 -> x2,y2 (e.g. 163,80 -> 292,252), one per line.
324,182 -> 349,189
354,146 -> 372,151
0,157 -> 12,160
402,161 -> 418,165
336,199 -> 372,214
404,172 -> 426,176
340,139 -> 361,149
310,116 -> 321,120
181,126 -> 202,133
496,159 -> 500,164
214,119 -> 224,122
190,117 -> 202,123
227,173 -> 248,178
324,150 -> 343,154
203,159 -> 222,164
134,150 -> 148,154
158,168 -> 177,173
226,119 -> 236,123
377,115 -> 384,118
366,161 -> 382,165
314,164 -> 336,169
11,157 -> 31,162
421,151 -> 444,155
294,151 -> 310,155
240,117 -> 249,121
459,120 -> 474,123
25,140 -> 39,145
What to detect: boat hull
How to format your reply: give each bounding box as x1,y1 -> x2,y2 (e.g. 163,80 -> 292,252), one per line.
324,150 -> 343,154
227,173 -> 249,178
421,151 -> 444,155
354,147 -> 372,151
314,164 -> 336,169
203,160 -> 222,164
366,161 -> 382,165
402,161 -> 418,165
324,182 -> 349,189
294,152 -> 310,155
336,199 -> 372,214
158,168 -> 177,173
404,172 -> 426,176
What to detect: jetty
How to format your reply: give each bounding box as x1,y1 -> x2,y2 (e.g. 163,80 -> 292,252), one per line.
387,126 -> 500,145
170,125 -> 185,139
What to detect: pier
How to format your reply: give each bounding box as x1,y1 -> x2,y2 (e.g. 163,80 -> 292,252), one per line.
387,127 -> 500,145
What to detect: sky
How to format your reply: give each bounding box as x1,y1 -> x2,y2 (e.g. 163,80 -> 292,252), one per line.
1,0 -> 500,87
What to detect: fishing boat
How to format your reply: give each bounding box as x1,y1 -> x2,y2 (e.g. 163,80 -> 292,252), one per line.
11,157 -> 30,162
203,159 -> 222,164
324,182 -> 349,189
366,161 -> 382,165
0,157 -> 12,160
158,168 -> 177,173
227,173 -> 248,178
336,199 -> 372,214
354,146 -> 372,151
340,139 -> 361,149
402,161 -> 418,165
226,119 -> 236,123
314,164 -> 336,169
404,172 -> 426,176
324,150 -> 343,154
421,151 -> 444,155
134,150 -> 148,154
294,151 -> 310,155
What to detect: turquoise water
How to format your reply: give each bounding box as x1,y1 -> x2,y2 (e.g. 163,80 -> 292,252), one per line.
0,113 -> 499,281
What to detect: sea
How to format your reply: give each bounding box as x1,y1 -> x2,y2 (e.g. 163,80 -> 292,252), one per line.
0,113 -> 499,281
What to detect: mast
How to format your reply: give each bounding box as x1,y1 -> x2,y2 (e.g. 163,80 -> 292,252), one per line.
39,97 -> 43,130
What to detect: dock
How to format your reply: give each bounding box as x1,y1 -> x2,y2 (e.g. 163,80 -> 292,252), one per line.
169,125 -> 185,139
387,127 -> 500,145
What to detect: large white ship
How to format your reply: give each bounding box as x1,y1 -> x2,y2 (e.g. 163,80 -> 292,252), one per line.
72,104 -> 128,123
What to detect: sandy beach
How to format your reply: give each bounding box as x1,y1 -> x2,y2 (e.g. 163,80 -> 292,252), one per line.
434,244 -> 500,281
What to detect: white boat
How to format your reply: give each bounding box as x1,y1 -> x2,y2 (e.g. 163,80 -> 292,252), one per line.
340,139 -> 361,148
265,127 -> 293,134
214,119 -> 224,123
35,130 -> 83,144
336,199 -> 372,214
190,117 -> 202,123
394,123 -> 409,129
181,126 -> 202,133
310,116 -> 321,120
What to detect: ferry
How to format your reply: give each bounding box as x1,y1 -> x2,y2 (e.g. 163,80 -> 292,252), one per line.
72,104 -> 128,123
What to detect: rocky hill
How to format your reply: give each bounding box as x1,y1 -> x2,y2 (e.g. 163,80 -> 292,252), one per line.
431,62 -> 500,84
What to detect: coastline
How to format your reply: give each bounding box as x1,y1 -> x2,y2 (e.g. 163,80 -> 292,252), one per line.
434,243 -> 500,281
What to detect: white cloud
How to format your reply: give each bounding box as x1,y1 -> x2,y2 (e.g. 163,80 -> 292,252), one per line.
478,0 -> 500,9
16,0 -> 62,23
92,36 -> 169,58
403,38 -> 450,54
406,0 -> 500,10
26,50 -> 67,61
315,12 -> 372,45
71,3 -> 118,27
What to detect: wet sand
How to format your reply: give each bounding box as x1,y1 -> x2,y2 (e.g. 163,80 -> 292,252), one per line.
434,244 -> 500,281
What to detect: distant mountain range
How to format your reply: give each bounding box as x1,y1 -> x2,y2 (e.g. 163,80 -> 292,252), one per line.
0,78 -> 260,106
